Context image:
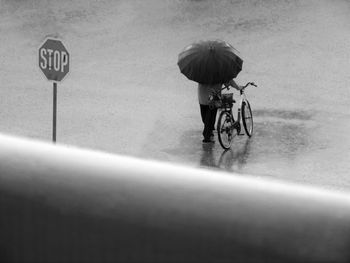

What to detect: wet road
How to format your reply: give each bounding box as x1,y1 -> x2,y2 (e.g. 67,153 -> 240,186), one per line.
1,0 -> 350,191
140,106 -> 350,191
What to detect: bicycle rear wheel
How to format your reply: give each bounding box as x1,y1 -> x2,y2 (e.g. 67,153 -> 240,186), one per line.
242,101 -> 253,137
217,111 -> 236,150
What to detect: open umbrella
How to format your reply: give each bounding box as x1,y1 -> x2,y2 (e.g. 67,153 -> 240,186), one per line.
177,40 -> 243,85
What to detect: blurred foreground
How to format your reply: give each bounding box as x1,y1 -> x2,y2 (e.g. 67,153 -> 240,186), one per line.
1,134 -> 350,262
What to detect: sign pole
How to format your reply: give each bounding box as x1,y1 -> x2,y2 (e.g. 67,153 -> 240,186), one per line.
39,38 -> 69,143
53,82 -> 57,143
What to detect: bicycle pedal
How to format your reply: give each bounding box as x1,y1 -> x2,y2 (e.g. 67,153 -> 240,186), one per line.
238,133 -> 245,136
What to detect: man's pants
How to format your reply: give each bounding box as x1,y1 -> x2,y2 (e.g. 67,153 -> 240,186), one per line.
200,104 -> 217,139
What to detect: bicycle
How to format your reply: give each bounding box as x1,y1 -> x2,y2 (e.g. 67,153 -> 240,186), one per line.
214,82 -> 257,150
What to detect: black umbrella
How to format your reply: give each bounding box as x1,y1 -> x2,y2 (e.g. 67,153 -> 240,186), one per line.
177,40 -> 243,85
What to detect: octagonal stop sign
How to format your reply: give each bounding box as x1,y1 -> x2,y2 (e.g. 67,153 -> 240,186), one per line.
39,38 -> 69,82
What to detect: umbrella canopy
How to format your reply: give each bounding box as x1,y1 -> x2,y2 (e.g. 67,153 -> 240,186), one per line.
177,40 -> 243,85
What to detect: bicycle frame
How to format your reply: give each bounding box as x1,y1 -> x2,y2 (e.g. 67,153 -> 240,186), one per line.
218,88 -> 248,125
236,89 -> 249,124
216,82 -> 256,149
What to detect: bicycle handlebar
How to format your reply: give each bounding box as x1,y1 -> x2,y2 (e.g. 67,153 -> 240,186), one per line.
210,81 -> 257,104
243,82 -> 257,88
221,82 -> 257,92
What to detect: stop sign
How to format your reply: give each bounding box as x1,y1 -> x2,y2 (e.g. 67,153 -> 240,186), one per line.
39,38 -> 69,82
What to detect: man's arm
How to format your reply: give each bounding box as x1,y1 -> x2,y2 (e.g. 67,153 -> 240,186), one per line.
225,79 -> 243,90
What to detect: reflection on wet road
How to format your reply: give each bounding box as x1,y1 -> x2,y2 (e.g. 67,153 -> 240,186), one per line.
200,138 -> 251,171
166,108 -> 313,170
159,108 -> 350,191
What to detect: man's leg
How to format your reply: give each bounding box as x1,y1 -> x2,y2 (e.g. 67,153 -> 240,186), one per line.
203,106 -> 216,142
208,107 -> 218,139
199,104 -> 206,124
200,104 -> 210,140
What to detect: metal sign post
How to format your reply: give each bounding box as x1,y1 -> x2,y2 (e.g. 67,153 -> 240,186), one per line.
52,82 -> 57,143
38,38 -> 69,143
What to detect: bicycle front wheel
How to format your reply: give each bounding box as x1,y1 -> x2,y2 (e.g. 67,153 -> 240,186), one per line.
242,101 -> 253,137
217,111 -> 236,150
